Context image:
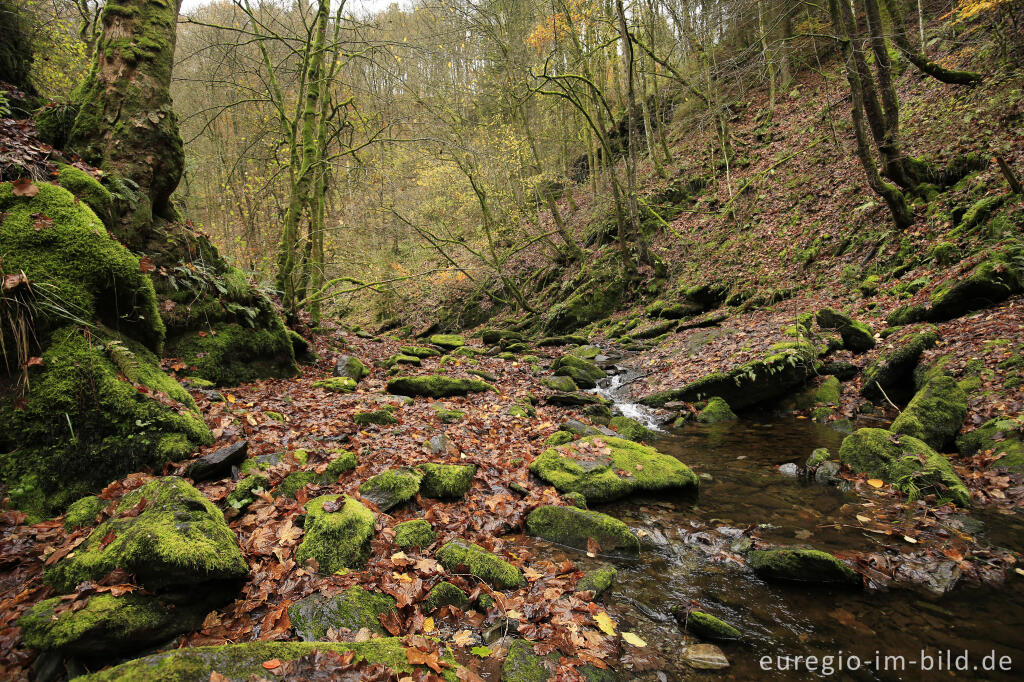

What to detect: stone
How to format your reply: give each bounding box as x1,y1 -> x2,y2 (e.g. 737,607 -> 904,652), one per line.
353,406 -> 399,426
529,436 -> 698,503
63,496 -> 106,531
956,417 -> 1024,471
226,474 -> 270,511
861,330 -> 939,403
400,345 -> 442,358
422,581 -> 469,612
576,567 -> 616,597
778,463 -> 799,477
696,397 -> 737,424
435,539 -> 522,589
890,375 -> 968,451
526,505 -> 639,554
387,375 -> 495,398
428,334 -> 465,350
816,308 -> 876,353
333,355 -> 369,381
358,468 -> 423,511
607,416 -> 656,442
288,587 -> 396,640
814,460 -> 842,486
747,547 -> 860,585
542,375 -> 578,393
678,610 -> 742,641
425,433 -> 455,456
186,441 -> 248,482
552,354 -> 606,389
537,335 -> 589,346
806,447 -> 831,468
295,495 -> 376,573
546,392 -> 610,407
394,519 -> 436,549
419,463 -> 476,498
682,643 -> 730,670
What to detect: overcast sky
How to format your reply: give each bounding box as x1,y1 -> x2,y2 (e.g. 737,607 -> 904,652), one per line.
179,0 -> 407,15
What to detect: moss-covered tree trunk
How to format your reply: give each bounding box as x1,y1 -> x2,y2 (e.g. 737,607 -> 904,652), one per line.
67,0 -> 184,247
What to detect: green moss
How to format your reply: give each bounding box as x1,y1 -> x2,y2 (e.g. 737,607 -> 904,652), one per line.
353,406 -> 400,426
386,375 -> 495,397
529,436 -> 699,503
545,431 -> 573,446
858,275 -> 881,297
563,491 -> 587,508
55,165 -> 113,224
887,304 -> 926,327
435,539 -> 522,589
500,639 -> 550,682
45,477 -> 248,593
926,255 -> 1022,321
526,505 -> 639,554
321,450 -> 358,483
431,404 -> 466,423
683,611 -> 743,641
382,353 -> 421,369
63,495 -> 106,531
607,416 -> 655,441
697,397 -> 738,424
358,468 -> 423,510
861,330 -> 939,402
273,471 -> 317,499
816,308 -> 875,353
19,592 -> 203,656
429,334 -> 465,349
295,495 -> 376,573
312,377 -> 357,393
576,567 -> 616,597
184,376 -> 216,388
838,428 -> 970,506
956,417 -> 1024,471
79,638 -> 457,681
890,375 -> 967,450
538,335 -> 589,346
543,375 -> 578,392
334,354 -> 369,380
551,354 -> 606,389
806,447 -> 832,467
401,345 -> 442,358
747,548 -> 860,585
451,346 -> 488,358
288,586 -> 396,640
165,320 -> 297,387
419,463 -> 476,498
423,581 -> 469,612
481,329 -> 525,344
394,519 -> 436,549
226,474 -> 269,511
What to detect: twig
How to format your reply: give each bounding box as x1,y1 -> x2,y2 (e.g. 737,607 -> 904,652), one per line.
874,381 -> 901,412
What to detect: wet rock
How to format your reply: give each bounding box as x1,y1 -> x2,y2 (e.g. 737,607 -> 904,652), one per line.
747,547 -> 860,586
607,416 -> 656,442
295,495 -> 376,573
778,463 -> 799,477
682,643 -> 730,669
288,586 -> 397,639
422,581 -> 469,612
358,468 -> 423,511
187,440 -> 248,482
890,375 -> 967,451
546,392 -> 610,407
584,403 -> 613,423
529,436 -> 698,503
696,396 -> 737,424
558,420 -> 615,437
333,355 -> 369,381
675,609 -> 742,641
526,505 -> 640,554
576,567 -> 616,597
435,539 -> 522,589
419,463 -> 476,498
814,461 -> 842,486
806,447 -> 831,467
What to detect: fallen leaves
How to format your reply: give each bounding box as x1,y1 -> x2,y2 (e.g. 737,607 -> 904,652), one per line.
11,177 -> 39,197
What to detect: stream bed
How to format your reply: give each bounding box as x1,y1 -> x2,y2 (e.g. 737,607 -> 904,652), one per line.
527,382 -> 1024,679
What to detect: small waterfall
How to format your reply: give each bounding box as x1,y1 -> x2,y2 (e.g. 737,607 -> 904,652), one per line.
589,370 -> 664,431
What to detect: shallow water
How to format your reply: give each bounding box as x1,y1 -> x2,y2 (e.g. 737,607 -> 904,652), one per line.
530,417 -> 1024,680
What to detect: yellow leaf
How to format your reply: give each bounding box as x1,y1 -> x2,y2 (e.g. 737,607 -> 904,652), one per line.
226,394 -> 236,404
902,535 -> 918,544
856,514 -> 871,524
621,631 -> 646,647
594,611 -> 616,636
867,479 -> 884,488
423,617 -> 435,633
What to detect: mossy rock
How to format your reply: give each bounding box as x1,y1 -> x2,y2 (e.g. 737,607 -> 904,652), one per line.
569,344 -> 601,360
861,330 -> 939,403
423,581 -> 469,613
429,334 -> 465,350
288,330 -> 315,364
526,505 -> 639,554
394,519 -> 436,549
552,354 -> 606,389
333,354 -> 370,380
431,404 -> 466,423
353,406 -> 400,426
401,345 -> 442,358
679,611 -> 742,641
890,375 -> 967,450
382,353 -> 422,369
226,474 -> 270,511
607,416 -> 656,441
45,477 -> 248,593
542,375 -> 578,393
499,639 -> 616,682
78,639 -> 458,681
358,468 -> 423,510
295,495 -> 376,573
641,341 -> 818,409
288,586 -> 396,640
481,329 -> 525,345
563,491 -> 587,508
63,495 -> 106,531
419,463 -> 476,499
925,254 -> 1022,322
537,335 -> 589,346
956,417 -> 1024,471
451,346 -> 488,358
838,428 -> 970,506
806,447 -> 832,467
747,547 -> 860,585
816,308 -> 875,353
576,567 -> 616,597
795,376 -> 841,412
529,436 -> 698,503
272,471 -> 317,499
696,396 -> 737,424
545,431 -> 573,446
19,592 -> 207,657
387,375 -> 495,398
165,320 -> 297,388
312,377 -> 357,393
506,404 -> 532,418
321,450 -> 358,483
55,164 -> 113,224
543,274 -> 621,334
435,539 -> 522,589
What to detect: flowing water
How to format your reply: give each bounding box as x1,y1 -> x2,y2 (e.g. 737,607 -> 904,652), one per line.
534,367 -> 1024,680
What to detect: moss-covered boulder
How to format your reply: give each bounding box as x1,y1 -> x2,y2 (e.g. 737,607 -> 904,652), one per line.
55,164 -> 113,225
576,567 -> 616,597
838,428 -> 970,506
551,354 -> 606,389
607,416 -> 656,441
747,548 -> 860,585
640,342 -> 818,409
321,450 -> 358,482
45,477 -> 248,593
431,404 -> 466,423
333,354 -> 370,380
696,397 -> 737,424
925,254 -> 1022,322
526,505 -> 639,554
313,377 -> 357,393
382,353 -> 421,369
816,308 -> 876,353
63,495 -> 107,531
19,592 -> 207,657
538,335 -> 589,346
545,431 -> 574,446
543,274 -> 621,334
295,495 -> 376,573
529,436 -> 698,503
956,417 -> 1024,470
677,610 -> 742,641
165,318 -> 296,387
419,463 -> 476,498
394,519 -> 436,549
429,334 -> 465,350
860,330 -> 939,403
387,375 -> 495,397
358,468 -> 423,511
272,471 -> 317,499
481,329 -> 524,345
288,586 -> 396,640
435,540 -> 522,589
500,639 -> 551,682
890,375 -> 967,450
543,375 -> 578,393
226,474 -> 270,511
423,581 -> 469,612
77,639 -> 458,681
